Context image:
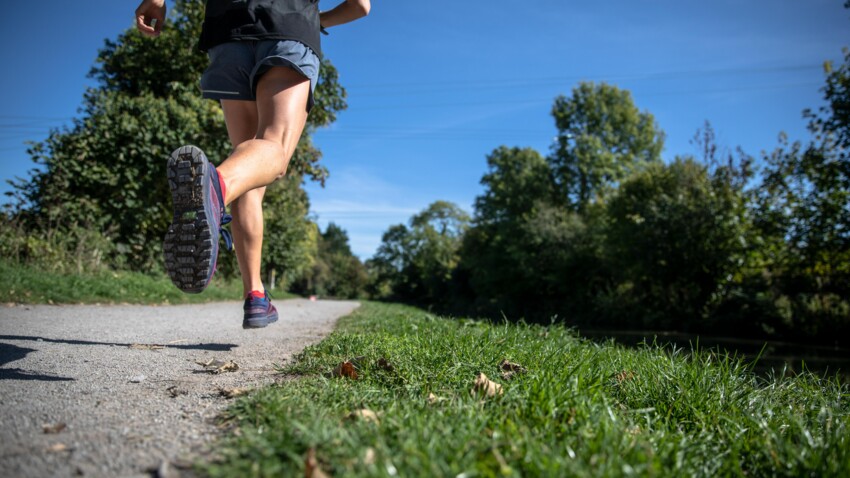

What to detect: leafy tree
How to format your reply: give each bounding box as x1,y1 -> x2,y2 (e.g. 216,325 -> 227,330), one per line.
459,146 -> 560,316
369,201 -> 470,306
292,223 -> 367,299
9,0 -> 346,273
606,159 -> 748,328
746,47 -> 850,341
755,49 -> 850,294
366,224 -> 413,299
550,82 -> 665,211
260,175 -> 319,289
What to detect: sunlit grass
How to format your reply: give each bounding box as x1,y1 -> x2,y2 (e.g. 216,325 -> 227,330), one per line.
0,259 -> 260,304
204,302 -> 850,477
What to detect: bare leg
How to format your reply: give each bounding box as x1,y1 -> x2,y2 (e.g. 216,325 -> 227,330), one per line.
217,66 -> 311,297
220,100 -> 265,297
216,66 -> 311,205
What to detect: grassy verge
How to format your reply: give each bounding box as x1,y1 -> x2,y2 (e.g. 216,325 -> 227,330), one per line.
204,302 -> 849,477
0,259 -> 288,304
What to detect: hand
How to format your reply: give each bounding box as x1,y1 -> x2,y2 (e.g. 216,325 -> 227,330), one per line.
135,0 -> 167,37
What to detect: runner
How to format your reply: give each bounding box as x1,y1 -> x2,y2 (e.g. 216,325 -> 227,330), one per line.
134,0 -> 370,328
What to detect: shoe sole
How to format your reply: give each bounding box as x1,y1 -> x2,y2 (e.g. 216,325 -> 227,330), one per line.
243,309 -> 280,329
163,146 -> 216,294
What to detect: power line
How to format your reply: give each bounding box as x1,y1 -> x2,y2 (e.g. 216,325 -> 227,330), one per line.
343,63 -> 823,92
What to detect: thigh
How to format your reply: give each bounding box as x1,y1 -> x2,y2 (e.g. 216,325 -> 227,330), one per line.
255,66 -> 311,146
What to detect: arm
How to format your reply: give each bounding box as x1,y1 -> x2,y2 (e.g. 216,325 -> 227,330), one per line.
135,0 -> 167,37
320,0 -> 370,29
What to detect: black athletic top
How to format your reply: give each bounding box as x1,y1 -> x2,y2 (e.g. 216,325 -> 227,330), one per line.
198,0 -> 322,58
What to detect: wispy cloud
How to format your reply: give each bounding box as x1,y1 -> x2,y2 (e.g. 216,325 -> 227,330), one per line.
305,167 -> 431,259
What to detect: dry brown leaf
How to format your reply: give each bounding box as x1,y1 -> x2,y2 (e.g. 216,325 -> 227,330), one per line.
304,447 -> 330,478
376,357 -> 395,372
346,409 -> 380,424
363,447 -> 377,466
196,359 -> 239,374
47,443 -> 69,453
129,343 -> 165,350
614,370 -> 636,383
166,386 -> 188,398
499,359 -> 527,374
218,387 -> 250,399
330,361 -> 358,379
471,373 -> 503,398
42,423 -> 66,434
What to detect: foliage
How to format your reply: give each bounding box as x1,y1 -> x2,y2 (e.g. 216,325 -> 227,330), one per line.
260,175 -> 320,289
550,82 -> 665,210
368,201 -> 470,307
458,145 -> 604,319
369,67 -> 849,344
204,302 -> 850,477
605,158 -> 749,329
292,222 -> 367,299
6,0 -> 346,278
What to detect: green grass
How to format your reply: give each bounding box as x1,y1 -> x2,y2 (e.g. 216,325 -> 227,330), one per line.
0,259 -> 286,304
204,302 -> 849,477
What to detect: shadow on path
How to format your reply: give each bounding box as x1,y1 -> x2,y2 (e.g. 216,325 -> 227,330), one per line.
0,335 -> 237,352
0,343 -> 74,381
0,336 -> 238,382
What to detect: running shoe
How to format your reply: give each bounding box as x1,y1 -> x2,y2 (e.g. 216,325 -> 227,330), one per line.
163,145 -> 232,293
243,291 -> 279,329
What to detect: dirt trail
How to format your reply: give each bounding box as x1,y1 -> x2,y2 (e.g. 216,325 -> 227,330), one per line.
0,299 -> 359,477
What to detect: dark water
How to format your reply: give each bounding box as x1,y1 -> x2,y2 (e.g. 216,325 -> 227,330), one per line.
578,329 -> 850,383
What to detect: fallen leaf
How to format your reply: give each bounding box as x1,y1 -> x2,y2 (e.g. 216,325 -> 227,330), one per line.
363,447 -> 377,465
377,357 -> 394,372
166,386 -> 188,398
304,448 -> 330,478
47,443 -> 69,453
196,359 -> 239,374
346,409 -> 380,424
614,370 -> 636,383
42,423 -> 66,434
499,359 -> 527,374
218,387 -> 250,399
330,361 -> 358,379
471,373 -> 503,398
129,343 -> 165,350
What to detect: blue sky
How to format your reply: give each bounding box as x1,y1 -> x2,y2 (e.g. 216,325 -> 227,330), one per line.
0,1 -> 847,258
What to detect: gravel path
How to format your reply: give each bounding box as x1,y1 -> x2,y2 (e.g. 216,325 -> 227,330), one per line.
0,299 -> 359,477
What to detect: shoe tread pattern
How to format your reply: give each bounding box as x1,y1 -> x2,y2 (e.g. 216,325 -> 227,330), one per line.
163,146 -> 214,293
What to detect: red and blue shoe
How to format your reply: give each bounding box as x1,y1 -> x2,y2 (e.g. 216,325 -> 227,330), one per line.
163,145 -> 232,294
243,290 -> 279,329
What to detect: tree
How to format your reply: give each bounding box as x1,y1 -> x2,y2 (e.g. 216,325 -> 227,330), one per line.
756,49 -> 850,296
606,159 -> 748,328
369,201 -> 470,306
9,0 -> 346,273
460,146 -> 559,316
292,223 -> 367,299
550,82 -> 665,211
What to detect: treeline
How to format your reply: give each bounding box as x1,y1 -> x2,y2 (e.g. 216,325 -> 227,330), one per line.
2,0 -> 847,346
365,56 -> 850,346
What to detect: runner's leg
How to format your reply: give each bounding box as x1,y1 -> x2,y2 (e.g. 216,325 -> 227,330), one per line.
215,66 -> 311,206
220,99 -> 266,297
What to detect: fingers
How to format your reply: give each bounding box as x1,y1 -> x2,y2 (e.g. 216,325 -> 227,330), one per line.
135,1 -> 166,37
